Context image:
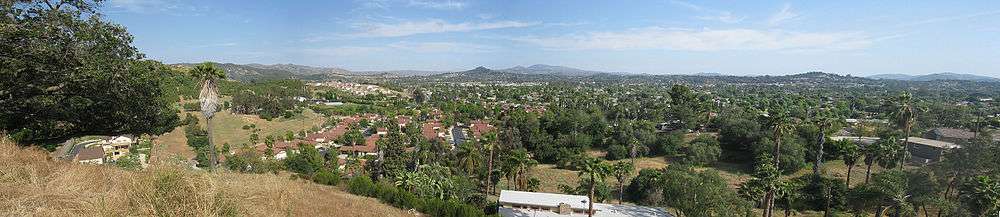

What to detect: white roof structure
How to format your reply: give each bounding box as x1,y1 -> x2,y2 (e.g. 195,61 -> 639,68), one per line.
499,190 -> 589,209
907,137 -> 960,149
498,190 -> 671,217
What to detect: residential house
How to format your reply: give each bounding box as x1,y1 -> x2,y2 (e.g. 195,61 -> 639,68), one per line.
75,146 -> 105,165
103,135 -> 134,161
422,121 -> 444,141
923,127 -> 1000,143
340,134 -> 379,156
256,139 -> 315,160
906,137 -> 960,164
498,190 -> 671,217
396,115 -> 412,128
468,119 -> 495,140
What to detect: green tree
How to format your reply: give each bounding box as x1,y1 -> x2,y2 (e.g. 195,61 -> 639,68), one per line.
2,0 -> 178,148
664,165 -> 752,217
958,176 -> 1000,216
610,161 -> 635,204
576,157 -> 610,217
681,135 -> 722,166
837,140 -> 862,185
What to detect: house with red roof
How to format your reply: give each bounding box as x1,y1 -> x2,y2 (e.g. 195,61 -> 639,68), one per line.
469,119 -> 495,140
339,134 -> 379,156
422,121 -> 444,141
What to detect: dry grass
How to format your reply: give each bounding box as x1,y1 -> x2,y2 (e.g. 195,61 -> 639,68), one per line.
150,126 -> 195,165
190,109 -> 326,148
0,137 -> 413,217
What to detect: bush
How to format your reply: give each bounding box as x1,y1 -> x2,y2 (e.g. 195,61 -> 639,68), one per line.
312,169 -> 341,186
343,176 -> 488,217
182,102 -> 201,111
605,144 -> 630,160
347,176 -> 376,196
654,133 -> 684,155
681,135 -> 721,166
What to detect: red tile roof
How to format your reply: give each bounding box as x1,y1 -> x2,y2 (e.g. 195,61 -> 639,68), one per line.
469,119 -> 495,139
255,139 -> 315,153
340,134 -> 378,153
422,122 -> 443,141
396,115 -> 412,126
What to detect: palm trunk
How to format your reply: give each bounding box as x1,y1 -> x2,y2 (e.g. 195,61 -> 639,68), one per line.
588,182 -> 596,217
766,131 -> 782,217
901,126 -> 911,168
618,178 -> 625,204
208,117 -> 217,170
865,163 -> 873,184
813,132 -> 825,176
846,164 -> 854,186
486,148 -> 494,195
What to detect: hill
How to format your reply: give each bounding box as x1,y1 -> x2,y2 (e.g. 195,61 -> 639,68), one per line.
173,63 -> 349,82
500,64 -> 606,76
869,73 -> 999,82
0,137 -> 413,216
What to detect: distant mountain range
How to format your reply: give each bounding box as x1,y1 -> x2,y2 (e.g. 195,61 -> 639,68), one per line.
172,62 -> 997,83
868,73 -> 999,82
499,64 -> 609,76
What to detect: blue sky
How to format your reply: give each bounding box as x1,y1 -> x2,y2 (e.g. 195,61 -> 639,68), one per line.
103,0 -> 1000,76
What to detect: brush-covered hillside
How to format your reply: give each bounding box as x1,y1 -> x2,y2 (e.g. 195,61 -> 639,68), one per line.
0,137 -> 413,217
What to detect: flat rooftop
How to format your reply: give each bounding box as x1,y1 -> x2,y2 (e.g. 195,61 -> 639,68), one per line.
498,190 -> 671,217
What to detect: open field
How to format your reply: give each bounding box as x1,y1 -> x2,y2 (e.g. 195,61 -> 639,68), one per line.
0,137 -> 413,216
150,126 -> 196,165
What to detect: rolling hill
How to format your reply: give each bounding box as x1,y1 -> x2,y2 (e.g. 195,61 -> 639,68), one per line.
869,73 -> 999,82
500,64 -> 607,76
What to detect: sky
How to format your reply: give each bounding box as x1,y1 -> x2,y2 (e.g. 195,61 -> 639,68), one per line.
102,0 -> 1000,76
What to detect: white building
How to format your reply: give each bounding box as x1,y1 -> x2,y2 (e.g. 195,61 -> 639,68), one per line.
498,190 -> 671,217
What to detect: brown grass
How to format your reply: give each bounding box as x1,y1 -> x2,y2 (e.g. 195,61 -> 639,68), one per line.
0,137 -> 413,217
150,126 -> 195,165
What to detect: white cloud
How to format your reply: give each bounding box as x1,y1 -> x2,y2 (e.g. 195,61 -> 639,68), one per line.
408,0 -> 466,10
352,19 -> 539,37
696,11 -> 745,24
304,42 -> 495,56
514,27 -> 873,52
671,0 -> 744,24
768,4 -> 800,26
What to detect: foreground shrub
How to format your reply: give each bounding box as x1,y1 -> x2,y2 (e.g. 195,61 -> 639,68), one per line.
343,176 -> 491,217
312,169 -> 341,186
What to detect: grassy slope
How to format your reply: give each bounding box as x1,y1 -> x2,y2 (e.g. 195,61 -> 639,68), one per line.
0,138 -> 413,217
153,109 -> 326,162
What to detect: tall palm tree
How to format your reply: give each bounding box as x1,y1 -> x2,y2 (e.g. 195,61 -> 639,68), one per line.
455,141 -> 483,176
483,133 -> 498,195
763,105 -> 795,217
577,157 -> 610,217
889,92 -> 915,167
811,103 -> 839,176
839,140 -> 861,185
507,149 -> 537,190
192,62 -> 225,170
611,161 -> 634,204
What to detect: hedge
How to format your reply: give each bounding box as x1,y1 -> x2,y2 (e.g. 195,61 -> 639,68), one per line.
345,176 -> 494,217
